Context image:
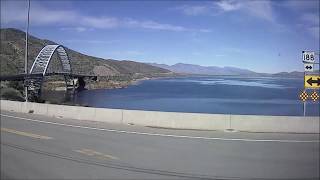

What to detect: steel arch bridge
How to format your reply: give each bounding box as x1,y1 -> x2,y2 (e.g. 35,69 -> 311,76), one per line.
0,44 -> 98,102
26,45 -> 75,101
30,45 -> 72,75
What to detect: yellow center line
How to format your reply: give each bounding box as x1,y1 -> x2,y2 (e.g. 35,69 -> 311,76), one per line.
74,148 -> 119,160
1,128 -> 53,140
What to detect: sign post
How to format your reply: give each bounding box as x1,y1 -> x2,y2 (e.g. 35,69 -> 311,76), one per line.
300,51 -> 320,116
303,102 -> 306,116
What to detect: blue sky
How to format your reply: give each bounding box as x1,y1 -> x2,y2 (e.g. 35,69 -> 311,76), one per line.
1,0 -> 319,73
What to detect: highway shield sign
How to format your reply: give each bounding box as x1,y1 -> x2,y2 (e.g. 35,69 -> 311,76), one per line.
302,51 -> 315,63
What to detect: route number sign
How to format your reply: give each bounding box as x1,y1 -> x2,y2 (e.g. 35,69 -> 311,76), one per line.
302,51 -> 315,63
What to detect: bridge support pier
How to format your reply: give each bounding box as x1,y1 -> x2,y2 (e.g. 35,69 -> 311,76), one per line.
25,76 -> 43,102
77,77 -> 86,91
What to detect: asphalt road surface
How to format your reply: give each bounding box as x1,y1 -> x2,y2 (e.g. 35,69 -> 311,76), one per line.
1,111 -> 319,179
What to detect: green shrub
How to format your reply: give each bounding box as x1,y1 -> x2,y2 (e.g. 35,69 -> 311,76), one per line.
0,87 -> 25,101
7,81 -> 24,91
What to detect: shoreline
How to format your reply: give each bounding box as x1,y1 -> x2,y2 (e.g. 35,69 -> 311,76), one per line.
85,73 -> 181,91
45,76 -> 172,91
45,73 -> 303,92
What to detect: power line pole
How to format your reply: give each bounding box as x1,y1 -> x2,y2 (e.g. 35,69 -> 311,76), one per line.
24,0 -> 30,102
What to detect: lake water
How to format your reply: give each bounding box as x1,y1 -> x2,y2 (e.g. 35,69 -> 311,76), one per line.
73,76 -> 319,116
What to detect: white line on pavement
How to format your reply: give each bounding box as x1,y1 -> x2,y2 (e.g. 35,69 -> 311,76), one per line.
1,113 -> 319,143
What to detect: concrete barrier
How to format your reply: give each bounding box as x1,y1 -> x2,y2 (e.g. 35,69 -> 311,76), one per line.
21,102 -> 48,115
47,103 -> 64,118
231,115 -> 319,133
123,110 -> 229,130
0,100 -> 319,133
47,104 -> 96,121
95,108 -> 123,123
0,100 -> 22,112
75,106 -> 96,121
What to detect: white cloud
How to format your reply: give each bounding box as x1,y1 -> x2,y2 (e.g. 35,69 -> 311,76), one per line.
60,27 -> 92,32
216,0 -> 242,11
1,1 -> 77,25
82,17 -> 119,29
75,27 -> 88,32
175,0 -> 276,22
1,0 -> 209,33
214,54 -> 226,57
215,0 -> 275,22
125,19 -> 188,32
244,1 -> 275,22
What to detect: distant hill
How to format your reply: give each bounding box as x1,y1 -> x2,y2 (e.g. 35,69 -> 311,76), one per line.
0,28 -> 171,77
1,28 -> 305,79
149,63 -> 307,77
271,71 -> 304,77
149,63 -> 257,75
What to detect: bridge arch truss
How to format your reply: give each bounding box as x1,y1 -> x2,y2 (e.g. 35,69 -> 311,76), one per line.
27,45 -> 74,101
30,45 -> 72,75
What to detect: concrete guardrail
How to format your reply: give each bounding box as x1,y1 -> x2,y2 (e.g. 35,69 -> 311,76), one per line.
0,100 -> 319,133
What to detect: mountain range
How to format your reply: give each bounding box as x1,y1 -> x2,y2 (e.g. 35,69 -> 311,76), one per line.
149,63 -> 306,77
149,63 -> 257,75
1,28 -> 304,78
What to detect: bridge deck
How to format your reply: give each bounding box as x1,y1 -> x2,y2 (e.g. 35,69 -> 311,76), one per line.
0,73 -> 97,81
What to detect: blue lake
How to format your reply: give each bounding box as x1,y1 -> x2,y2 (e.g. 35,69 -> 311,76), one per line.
74,76 -> 319,116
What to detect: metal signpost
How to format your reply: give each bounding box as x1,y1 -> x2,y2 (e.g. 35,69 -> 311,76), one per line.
300,51 -> 320,116
24,0 -> 31,102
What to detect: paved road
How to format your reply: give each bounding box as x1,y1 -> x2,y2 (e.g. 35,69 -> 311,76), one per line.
1,111 -> 319,179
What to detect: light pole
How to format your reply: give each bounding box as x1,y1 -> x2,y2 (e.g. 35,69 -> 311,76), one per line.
24,0 -> 30,102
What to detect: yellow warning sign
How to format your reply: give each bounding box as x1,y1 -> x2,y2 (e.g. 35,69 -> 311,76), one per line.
310,91 -> 319,102
299,91 -> 308,102
304,75 -> 320,89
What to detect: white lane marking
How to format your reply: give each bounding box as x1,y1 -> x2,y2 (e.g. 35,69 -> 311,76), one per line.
74,149 -> 119,160
1,114 -> 319,143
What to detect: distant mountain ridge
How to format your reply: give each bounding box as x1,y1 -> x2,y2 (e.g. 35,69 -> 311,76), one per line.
149,63 -> 305,77
271,71 -> 304,77
149,63 -> 257,75
1,28 -> 304,78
